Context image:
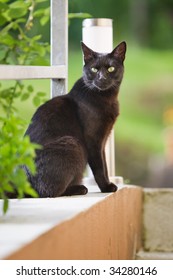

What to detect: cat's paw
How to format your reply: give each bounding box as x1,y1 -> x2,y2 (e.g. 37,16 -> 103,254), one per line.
78,185 -> 88,195
101,183 -> 118,193
63,185 -> 88,196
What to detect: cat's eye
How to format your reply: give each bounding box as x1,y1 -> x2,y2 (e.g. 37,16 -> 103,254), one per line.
108,66 -> 115,73
91,67 -> 98,73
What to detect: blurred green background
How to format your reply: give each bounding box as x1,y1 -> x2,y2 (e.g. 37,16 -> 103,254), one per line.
68,0 -> 173,187
2,0 -> 173,187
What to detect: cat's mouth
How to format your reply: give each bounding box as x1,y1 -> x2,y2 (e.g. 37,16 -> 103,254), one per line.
93,82 -> 111,91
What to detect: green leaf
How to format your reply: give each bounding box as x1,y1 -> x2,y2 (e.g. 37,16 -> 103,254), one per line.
6,50 -> 18,64
0,15 -> 7,26
33,96 -> 41,107
34,9 -> 46,18
35,0 -> 49,3
32,35 -> 42,41
40,16 -> 49,26
3,196 -> 8,214
9,1 -> 29,10
24,187 -> 38,198
0,34 -> 16,47
0,47 -> 8,61
9,10 -> 27,20
0,2 -> 8,9
3,184 -> 14,192
17,81 -> 24,90
20,93 -> 30,101
0,22 -> 15,35
37,91 -> 46,97
29,56 -> 49,66
68,13 -> 92,19
0,0 -> 9,3
27,85 -> 34,92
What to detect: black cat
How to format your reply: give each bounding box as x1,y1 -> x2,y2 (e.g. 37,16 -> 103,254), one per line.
24,41 -> 126,197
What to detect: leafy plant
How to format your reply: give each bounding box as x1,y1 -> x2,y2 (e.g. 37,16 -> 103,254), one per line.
0,80 -> 43,213
0,0 -> 50,214
0,0 -> 50,65
0,115 -> 39,213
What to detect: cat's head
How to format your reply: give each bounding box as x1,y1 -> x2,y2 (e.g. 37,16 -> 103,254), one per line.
81,41 -> 126,92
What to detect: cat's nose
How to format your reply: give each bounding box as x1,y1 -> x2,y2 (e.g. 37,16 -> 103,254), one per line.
99,72 -> 107,80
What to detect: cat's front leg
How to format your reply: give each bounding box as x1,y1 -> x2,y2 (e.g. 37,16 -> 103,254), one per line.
88,147 -> 117,193
103,149 -> 109,180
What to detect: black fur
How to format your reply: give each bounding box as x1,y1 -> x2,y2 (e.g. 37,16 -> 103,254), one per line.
23,41 -> 126,197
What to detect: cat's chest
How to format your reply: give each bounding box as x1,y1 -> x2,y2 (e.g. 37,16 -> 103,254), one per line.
78,99 -> 119,136
80,101 -> 100,122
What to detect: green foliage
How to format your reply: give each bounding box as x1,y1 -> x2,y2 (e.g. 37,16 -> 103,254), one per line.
68,12 -> 91,20
0,0 -> 50,65
0,0 -> 50,214
0,115 -> 39,213
0,79 -> 43,214
68,0 -> 173,49
68,47 -> 173,187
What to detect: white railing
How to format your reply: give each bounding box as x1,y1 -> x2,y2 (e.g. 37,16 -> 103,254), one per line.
0,0 -> 68,97
0,65 -> 66,80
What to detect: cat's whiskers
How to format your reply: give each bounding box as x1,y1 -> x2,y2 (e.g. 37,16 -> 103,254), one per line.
92,82 -> 101,91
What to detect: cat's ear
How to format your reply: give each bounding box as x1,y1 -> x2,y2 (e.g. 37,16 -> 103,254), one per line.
111,41 -> 127,62
81,42 -> 96,63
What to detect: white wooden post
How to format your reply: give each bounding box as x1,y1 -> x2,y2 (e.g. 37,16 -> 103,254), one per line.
51,0 -> 68,97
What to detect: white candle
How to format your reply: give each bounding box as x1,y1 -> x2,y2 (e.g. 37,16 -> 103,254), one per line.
82,18 -> 113,53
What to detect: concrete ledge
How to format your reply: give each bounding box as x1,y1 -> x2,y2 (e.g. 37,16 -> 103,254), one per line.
143,188 -> 173,252
0,185 -> 142,260
136,250 -> 173,260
